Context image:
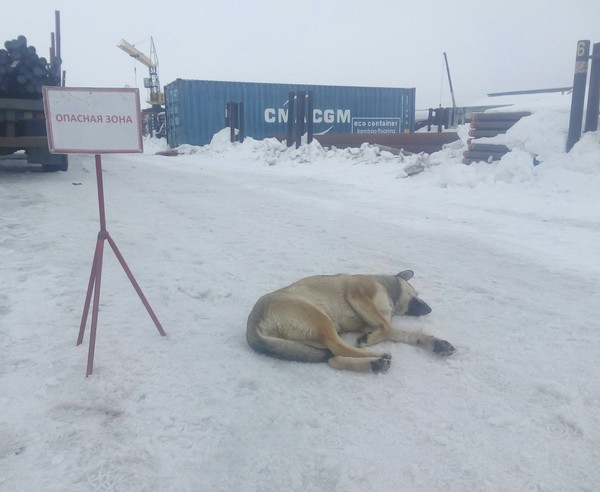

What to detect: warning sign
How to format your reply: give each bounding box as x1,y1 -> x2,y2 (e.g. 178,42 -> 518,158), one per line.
43,87 -> 143,154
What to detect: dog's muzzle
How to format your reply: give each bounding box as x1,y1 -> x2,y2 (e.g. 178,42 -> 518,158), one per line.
405,298 -> 432,316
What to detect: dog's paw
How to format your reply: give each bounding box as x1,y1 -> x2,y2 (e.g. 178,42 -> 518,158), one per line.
370,353 -> 392,374
432,339 -> 455,356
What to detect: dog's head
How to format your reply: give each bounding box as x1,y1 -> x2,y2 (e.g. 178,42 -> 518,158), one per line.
392,270 -> 432,316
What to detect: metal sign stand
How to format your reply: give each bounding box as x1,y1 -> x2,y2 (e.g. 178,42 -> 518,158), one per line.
76,154 -> 166,376
43,86 -> 165,377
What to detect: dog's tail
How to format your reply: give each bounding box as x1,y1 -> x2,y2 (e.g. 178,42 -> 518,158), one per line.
247,331 -> 332,363
246,296 -> 331,363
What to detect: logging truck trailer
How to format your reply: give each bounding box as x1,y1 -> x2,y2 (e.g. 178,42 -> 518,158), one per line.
0,97 -> 68,171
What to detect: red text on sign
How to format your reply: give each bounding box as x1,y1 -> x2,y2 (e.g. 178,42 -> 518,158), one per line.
55,114 -> 134,124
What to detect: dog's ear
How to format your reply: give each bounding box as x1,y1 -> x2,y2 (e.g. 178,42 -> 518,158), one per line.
396,270 -> 414,281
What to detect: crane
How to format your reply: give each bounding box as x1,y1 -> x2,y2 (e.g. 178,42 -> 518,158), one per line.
117,37 -> 165,137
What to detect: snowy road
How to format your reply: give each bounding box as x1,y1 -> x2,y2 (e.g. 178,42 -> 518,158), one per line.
1,141 -> 599,490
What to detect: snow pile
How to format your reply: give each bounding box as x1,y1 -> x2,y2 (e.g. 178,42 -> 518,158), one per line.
142,135 -> 169,154
475,109 -> 570,162
168,106 -> 599,192
173,128 -> 456,179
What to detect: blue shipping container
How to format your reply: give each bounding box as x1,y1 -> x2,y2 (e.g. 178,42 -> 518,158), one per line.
164,79 -> 415,147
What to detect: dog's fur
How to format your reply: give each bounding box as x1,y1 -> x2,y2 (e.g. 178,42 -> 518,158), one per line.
246,270 -> 454,373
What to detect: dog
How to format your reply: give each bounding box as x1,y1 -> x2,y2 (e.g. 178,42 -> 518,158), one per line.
246,270 -> 454,373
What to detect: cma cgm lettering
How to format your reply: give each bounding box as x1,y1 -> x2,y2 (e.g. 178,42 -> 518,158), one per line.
55,114 -> 134,124
264,108 -> 351,124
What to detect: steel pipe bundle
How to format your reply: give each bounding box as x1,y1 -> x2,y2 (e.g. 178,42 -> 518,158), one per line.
0,35 -> 61,99
463,112 -> 531,164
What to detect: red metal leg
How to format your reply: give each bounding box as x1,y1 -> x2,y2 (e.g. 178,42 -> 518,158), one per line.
77,236 -> 102,345
107,234 -> 166,337
86,237 -> 105,377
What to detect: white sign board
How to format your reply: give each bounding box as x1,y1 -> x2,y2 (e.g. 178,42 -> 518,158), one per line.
43,87 -> 143,154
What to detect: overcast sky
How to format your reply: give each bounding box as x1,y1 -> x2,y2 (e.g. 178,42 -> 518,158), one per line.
8,0 -> 600,109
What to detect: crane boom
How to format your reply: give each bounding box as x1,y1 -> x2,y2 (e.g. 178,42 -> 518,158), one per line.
117,39 -> 156,68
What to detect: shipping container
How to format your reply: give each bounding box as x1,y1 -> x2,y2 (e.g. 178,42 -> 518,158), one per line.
164,79 -> 416,147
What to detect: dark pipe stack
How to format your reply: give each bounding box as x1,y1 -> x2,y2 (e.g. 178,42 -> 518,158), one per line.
0,35 -> 61,99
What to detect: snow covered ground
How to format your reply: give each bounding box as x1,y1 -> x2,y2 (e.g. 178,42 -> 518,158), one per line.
1,104 -> 599,491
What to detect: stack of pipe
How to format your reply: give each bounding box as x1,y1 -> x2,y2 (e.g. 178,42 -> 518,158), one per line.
0,35 -> 61,99
463,112 -> 531,164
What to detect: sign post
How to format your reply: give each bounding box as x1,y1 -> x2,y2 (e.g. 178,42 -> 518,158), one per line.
43,87 -> 166,377
566,40 -> 590,152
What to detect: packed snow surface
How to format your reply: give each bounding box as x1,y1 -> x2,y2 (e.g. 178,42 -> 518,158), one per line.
1,106 -> 599,491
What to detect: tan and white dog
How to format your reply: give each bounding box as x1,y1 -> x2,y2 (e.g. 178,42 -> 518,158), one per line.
246,270 -> 454,373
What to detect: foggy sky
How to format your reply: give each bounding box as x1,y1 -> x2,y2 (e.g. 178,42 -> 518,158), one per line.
8,0 -> 600,109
